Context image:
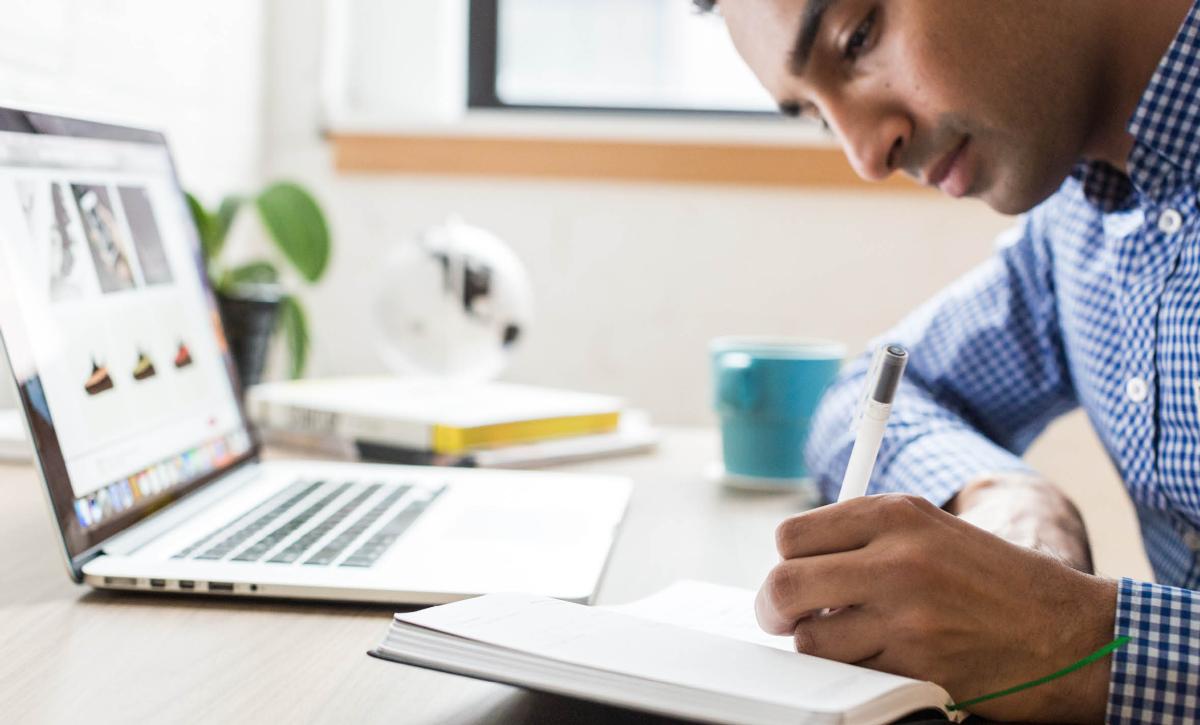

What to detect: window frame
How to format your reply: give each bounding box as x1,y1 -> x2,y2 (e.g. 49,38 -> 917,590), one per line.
466,0 -> 773,117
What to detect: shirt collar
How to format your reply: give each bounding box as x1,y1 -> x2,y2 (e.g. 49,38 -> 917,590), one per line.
1074,0 -> 1200,210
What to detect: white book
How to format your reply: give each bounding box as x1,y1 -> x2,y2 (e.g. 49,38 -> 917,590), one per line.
247,376 -> 624,454
371,581 -> 961,725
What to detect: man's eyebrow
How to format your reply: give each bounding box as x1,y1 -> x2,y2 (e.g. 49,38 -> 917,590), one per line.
789,0 -> 839,76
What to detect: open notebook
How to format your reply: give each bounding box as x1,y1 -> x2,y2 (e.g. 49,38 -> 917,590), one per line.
370,581 -> 962,725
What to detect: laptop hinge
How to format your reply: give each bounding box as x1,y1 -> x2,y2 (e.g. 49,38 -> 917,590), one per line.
70,544 -> 108,581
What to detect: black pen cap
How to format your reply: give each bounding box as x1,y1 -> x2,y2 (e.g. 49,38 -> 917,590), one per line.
871,344 -> 908,405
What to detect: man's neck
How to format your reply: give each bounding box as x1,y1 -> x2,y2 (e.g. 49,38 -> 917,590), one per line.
1082,0 -> 1193,171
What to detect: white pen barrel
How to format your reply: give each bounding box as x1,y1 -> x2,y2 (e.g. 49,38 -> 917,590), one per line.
836,403 -> 890,502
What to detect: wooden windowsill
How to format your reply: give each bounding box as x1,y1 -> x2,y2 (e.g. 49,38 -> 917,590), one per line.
327,114 -> 926,190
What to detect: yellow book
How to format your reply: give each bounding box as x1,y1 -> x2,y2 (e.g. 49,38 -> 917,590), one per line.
432,412 -> 621,454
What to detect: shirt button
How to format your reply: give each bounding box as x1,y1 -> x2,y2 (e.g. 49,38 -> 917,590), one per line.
1126,376 -> 1149,403
1184,529 -> 1200,552
1158,208 -> 1183,233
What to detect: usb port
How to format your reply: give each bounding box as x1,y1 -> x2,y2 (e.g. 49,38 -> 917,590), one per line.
149,579 -> 167,588
177,580 -> 196,590
103,576 -> 138,587
208,582 -> 235,592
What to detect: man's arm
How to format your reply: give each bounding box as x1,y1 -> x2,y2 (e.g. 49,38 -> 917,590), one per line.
805,216 -> 1084,556
769,213 -> 1124,719
948,473 -> 1093,572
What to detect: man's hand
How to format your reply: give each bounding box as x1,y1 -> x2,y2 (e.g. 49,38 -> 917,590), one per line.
756,494 -> 1117,723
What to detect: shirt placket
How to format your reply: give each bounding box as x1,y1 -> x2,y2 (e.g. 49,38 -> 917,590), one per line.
1114,204 -> 1181,505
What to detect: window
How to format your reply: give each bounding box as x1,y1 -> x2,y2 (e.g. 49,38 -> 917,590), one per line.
469,0 -> 775,114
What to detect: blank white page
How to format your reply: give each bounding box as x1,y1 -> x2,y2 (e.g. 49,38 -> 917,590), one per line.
396,592 -> 921,714
606,580 -> 795,651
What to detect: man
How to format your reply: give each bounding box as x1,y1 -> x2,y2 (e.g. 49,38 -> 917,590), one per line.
696,0 -> 1200,722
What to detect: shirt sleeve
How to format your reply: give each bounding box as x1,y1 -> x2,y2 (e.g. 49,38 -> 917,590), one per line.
804,209 -> 1078,505
1108,579 -> 1200,722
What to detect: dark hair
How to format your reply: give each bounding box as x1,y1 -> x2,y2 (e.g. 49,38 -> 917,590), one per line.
692,0 -> 717,12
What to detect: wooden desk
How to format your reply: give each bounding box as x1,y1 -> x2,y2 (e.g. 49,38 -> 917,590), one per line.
0,427 -> 813,724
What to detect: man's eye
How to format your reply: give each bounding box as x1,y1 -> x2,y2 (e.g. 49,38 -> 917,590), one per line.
781,101 -> 831,134
800,105 -> 831,132
843,8 -> 877,61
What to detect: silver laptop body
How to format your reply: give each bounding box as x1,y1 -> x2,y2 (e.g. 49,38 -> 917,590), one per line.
0,106 -> 630,605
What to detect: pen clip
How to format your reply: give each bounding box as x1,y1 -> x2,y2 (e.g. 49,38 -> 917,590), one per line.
850,346 -> 886,433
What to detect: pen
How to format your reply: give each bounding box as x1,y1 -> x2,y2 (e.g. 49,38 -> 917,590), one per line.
836,344 -> 908,502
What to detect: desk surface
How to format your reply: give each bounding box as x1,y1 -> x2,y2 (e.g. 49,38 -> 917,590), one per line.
0,427 -> 817,724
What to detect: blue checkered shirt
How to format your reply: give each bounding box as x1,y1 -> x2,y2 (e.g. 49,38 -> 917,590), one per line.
805,5 -> 1200,722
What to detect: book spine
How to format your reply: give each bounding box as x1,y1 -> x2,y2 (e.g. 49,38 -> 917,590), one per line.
354,441 -> 476,467
250,397 -> 430,449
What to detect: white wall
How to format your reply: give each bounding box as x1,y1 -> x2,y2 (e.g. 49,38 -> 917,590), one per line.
0,0 -> 265,201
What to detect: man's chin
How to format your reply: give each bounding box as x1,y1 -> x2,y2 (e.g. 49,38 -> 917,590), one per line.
980,180 -> 1062,216
979,167 -> 1073,215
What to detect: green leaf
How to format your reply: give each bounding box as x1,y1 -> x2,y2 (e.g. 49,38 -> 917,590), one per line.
213,195 -> 245,260
255,182 -> 330,283
185,192 -> 217,261
276,294 -> 310,379
226,260 -> 280,285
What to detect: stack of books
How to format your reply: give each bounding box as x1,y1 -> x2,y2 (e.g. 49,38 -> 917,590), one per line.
246,376 -> 658,468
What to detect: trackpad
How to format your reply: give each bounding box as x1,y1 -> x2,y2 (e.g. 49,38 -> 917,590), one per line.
440,507 -> 590,544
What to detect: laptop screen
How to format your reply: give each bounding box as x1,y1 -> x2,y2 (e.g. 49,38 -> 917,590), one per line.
0,108 -> 255,565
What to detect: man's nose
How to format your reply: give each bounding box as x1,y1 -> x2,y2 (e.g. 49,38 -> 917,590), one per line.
834,108 -> 910,183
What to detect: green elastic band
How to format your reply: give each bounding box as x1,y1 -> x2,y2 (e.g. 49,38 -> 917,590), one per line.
946,635 -> 1131,712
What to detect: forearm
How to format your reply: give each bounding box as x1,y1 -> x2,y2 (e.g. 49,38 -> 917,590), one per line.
947,472 -> 1094,573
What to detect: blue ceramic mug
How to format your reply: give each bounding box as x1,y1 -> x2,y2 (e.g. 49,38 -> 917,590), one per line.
711,337 -> 845,490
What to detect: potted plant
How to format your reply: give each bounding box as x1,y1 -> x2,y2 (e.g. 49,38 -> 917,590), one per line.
186,182 -> 331,388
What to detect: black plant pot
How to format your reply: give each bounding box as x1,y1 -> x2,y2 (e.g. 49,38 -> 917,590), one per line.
217,284 -> 283,392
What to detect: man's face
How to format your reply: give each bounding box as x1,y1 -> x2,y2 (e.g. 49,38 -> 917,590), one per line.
719,0 -> 1103,214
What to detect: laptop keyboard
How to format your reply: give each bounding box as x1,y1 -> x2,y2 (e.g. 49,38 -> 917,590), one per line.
175,479 -> 445,568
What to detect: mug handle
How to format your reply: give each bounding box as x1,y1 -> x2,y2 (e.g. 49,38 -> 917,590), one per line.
715,352 -> 757,411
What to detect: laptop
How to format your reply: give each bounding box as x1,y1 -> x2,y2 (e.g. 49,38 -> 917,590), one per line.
0,106 -> 632,605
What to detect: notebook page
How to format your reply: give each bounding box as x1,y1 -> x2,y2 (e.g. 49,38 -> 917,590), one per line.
395,592 -> 923,715
606,580 -> 794,652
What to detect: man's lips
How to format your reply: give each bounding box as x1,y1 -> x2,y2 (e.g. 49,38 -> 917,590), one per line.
924,136 -> 971,196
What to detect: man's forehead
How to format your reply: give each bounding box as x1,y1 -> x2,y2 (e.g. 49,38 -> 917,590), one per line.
721,0 -> 817,92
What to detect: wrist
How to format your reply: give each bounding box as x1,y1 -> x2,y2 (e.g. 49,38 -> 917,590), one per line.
1041,574 -> 1119,723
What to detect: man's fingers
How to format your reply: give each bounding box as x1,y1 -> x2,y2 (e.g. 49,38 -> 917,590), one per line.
774,494 -> 939,559
791,606 -> 887,664
755,552 -> 874,634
